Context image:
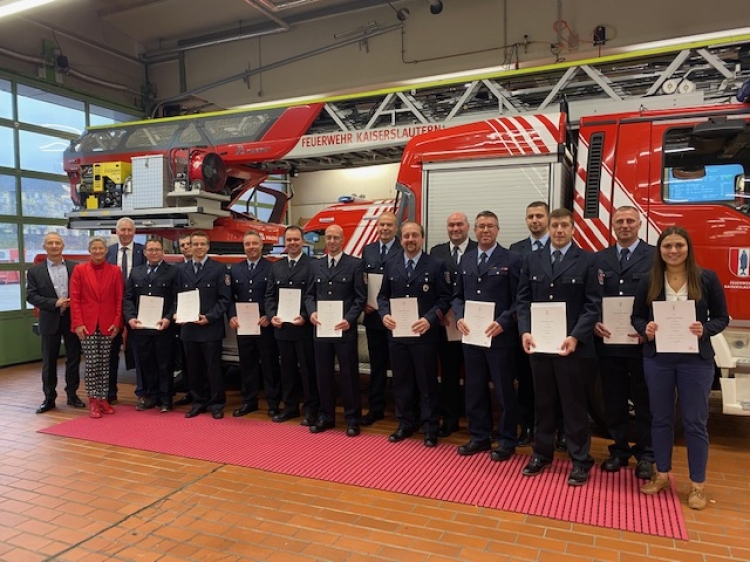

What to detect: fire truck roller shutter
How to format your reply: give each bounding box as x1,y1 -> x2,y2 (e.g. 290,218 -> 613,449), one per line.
422,157 -> 566,249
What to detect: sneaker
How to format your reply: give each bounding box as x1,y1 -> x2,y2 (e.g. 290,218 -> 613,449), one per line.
688,487 -> 707,510
640,473 -> 670,495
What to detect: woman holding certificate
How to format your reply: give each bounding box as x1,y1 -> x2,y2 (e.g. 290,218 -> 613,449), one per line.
69,236 -> 124,418
631,226 -> 728,509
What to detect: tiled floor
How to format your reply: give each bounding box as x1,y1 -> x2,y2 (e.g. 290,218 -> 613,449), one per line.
2,361 -> 750,562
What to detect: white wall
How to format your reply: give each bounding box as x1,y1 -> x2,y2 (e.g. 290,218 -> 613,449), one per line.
290,163 -> 398,225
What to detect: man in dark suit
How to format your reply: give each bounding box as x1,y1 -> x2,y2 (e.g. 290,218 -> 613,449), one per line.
594,206 -> 655,480
265,225 -> 319,425
509,201 -> 550,447
228,230 -> 281,417
430,211 -> 477,437
306,224 -> 367,436
105,216 -> 145,403
517,208 -> 602,486
174,231 -> 231,419
378,221 -> 452,447
123,238 -> 176,412
26,232 -> 83,413
453,211 -> 524,461
360,211 -> 401,426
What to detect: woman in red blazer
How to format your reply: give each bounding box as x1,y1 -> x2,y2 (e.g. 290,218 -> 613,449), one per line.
70,237 -> 124,418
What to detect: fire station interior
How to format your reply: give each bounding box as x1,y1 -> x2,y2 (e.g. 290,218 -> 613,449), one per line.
1,0 -> 750,560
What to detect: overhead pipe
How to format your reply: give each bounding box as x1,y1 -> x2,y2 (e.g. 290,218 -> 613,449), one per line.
254,0 -> 324,10
242,0 -> 291,30
151,21 -> 403,116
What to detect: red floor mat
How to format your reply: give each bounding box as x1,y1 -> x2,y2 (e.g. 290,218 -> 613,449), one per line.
39,407 -> 688,539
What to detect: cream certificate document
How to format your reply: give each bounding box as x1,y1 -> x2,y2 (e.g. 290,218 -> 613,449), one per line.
175,289 -> 200,323
530,302 -> 567,354
653,300 -> 698,353
236,302 -> 261,336
461,300 -> 495,348
367,273 -> 383,309
602,296 -> 639,345
137,295 -> 164,329
316,300 -> 343,338
277,288 -> 301,323
445,309 -> 462,342
390,297 -> 419,338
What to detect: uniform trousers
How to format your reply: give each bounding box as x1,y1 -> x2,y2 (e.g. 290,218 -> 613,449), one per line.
314,337 -> 361,424
184,339 -> 225,412
132,333 -> 174,407
277,338 -> 319,417
530,354 -> 594,469
514,346 -> 536,429
364,324 -> 389,415
463,346 -> 518,448
644,353 -> 713,483
599,355 -> 653,461
389,340 -> 440,434
237,332 -> 281,409
437,336 -> 464,428
81,330 -> 114,399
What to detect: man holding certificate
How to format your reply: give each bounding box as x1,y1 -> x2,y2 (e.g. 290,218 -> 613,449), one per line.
593,206 -> 656,479
306,225 -> 367,436
378,221 -> 452,447
517,208 -> 602,486
631,226 -> 728,510
452,211 -> 523,462
228,231 -> 281,418
360,211 -> 401,426
265,225 -> 319,425
123,238 -> 176,412
174,231 -> 231,420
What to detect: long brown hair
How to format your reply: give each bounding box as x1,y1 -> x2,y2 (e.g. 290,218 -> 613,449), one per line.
646,225 -> 703,304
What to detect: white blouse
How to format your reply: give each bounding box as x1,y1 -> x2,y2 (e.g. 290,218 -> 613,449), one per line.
664,274 -> 688,302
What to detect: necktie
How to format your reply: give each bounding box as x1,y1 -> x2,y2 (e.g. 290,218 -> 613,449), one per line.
329,258 -> 335,270
533,240 -> 543,251
380,244 -> 387,262
194,261 -> 202,276
147,266 -> 153,281
406,259 -> 414,278
552,250 -> 562,272
479,252 -> 487,266
249,262 -> 255,273
289,259 -> 296,270
619,248 -> 630,268
120,247 -> 128,284
452,246 -> 460,266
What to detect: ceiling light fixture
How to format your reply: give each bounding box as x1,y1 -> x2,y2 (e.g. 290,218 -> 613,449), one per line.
0,0 -> 59,19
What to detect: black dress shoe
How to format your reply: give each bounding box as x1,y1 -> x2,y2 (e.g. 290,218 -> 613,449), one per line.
174,395 -> 193,406
554,431 -> 567,452
233,403 -> 259,417
635,459 -> 655,480
300,415 -> 316,427
107,396 -> 118,405
211,409 -> 224,420
517,426 -> 534,447
267,406 -> 280,418
160,405 -> 172,413
185,406 -> 207,418
567,466 -> 590,486
490,446 -> 515,462
309,418 -> 335,433
388,427 -> 413,443
423,434 -> 438,448
36,400 -> 55,414
523,458 -> 552,476
346,424 -> 361,437
361,411 -> 385,426
601,455 -> 628,473
136,397 -> 158,411
457,440 -> 492,456
66,396 -> 85,408
272,409 -> 300,423
437,422 -> 460,438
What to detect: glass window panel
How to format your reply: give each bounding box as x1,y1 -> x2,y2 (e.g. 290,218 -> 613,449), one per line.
0,271 -> 22,311
0,223 -> 19,264
89,105 -> 139,126
18,130 -> 69,175
0,175 -> 17,216
21,177 -> 71,219
0,79 -> 11,120
0,126 -> 14,168
17,84 -> 85,134
22,224 -> 92,262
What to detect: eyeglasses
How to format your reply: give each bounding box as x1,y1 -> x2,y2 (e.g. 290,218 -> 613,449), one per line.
475,224 -> 498,230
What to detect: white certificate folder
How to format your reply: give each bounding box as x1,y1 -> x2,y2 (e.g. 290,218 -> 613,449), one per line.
530,302 -> 567,354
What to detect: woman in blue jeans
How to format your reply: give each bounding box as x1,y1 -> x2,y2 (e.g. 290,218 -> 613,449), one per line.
631,226 -> 728,510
